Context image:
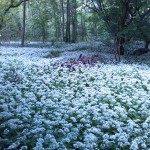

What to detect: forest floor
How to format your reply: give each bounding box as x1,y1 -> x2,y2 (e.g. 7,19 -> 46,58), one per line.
0,41 -> 150,65
0,41 -> 150,149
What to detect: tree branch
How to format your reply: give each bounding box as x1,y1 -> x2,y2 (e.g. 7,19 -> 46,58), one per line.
4,0 -> 29,14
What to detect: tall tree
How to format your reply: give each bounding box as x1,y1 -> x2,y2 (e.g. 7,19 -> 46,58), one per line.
66,0 -> 71,42
21,0 -> 27,47
61,0 -> 65,41
72,0 -> 78,43
84,0 -> 150,61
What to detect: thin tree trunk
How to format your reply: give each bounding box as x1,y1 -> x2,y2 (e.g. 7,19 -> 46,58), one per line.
145,41 -> 149,49
72,0 -> 77,43
61,0 -> 65,41
21,0 -> 26,47
81,15 -> 84,41
82,16 -> 87,41
66,0 -> 71,43
114,37 -> 121,60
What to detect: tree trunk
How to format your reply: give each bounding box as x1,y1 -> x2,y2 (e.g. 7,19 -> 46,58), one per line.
114,36 -> 126,62
80,15 -> 86,41
61,0 -> 65,41
66,0 -> 71,43
21,0 -> 26,47
114,38 -> 121,62
145,41 -> 149,49
72,0 -> 77,43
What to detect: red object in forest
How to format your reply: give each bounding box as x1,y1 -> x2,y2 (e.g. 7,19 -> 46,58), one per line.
61,54 -> 99,69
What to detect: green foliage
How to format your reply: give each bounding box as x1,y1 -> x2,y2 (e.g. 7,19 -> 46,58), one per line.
88,0 -> 150,45
44,50 -> 61,58
51,51 -> 61,57
100,32 -> 113,45
0,0 -> 149,45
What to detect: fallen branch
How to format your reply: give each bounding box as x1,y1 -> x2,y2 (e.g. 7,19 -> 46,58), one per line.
61,54 -> 99,69
132,48 -> 150,56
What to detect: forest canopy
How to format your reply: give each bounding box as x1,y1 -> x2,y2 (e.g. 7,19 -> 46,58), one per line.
0,0 -> 150,50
